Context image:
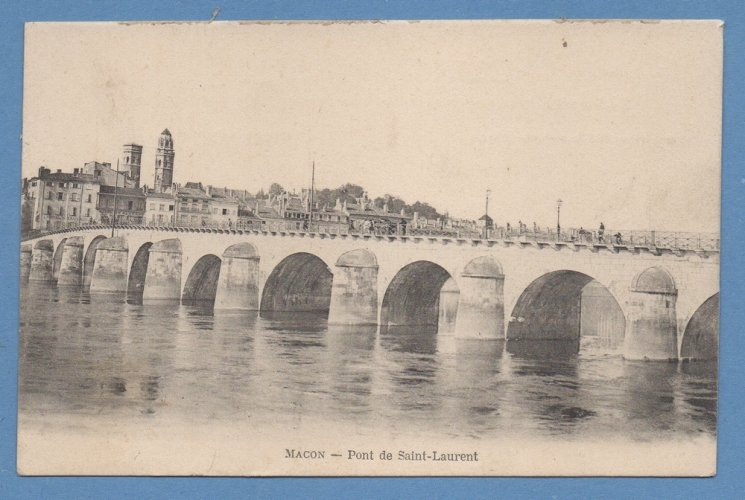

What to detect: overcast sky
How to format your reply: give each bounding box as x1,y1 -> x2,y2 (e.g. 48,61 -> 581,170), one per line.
23,20 -> 722,232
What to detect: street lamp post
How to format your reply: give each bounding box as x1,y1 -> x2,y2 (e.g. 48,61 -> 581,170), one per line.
556,198 -> 563,241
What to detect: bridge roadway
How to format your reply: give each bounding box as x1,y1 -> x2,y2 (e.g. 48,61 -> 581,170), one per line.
21,224 -> 720,362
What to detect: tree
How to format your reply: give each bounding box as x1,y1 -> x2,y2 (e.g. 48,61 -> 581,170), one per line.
268,183 -> 284,196
410,201 -> 443,220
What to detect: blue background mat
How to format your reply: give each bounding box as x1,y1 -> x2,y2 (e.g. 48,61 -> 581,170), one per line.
1,1 -> 743,498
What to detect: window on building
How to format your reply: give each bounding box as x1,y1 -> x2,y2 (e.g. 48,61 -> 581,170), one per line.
31,182 -> 37,187
222,208 -> 228,215
70,193 -> 78,202
85,208 -> 90,217
169,205 -> 174,211
72,183 -> 79,189
59,182 -> 66,188
46,191 -> 52,200
72,207 -> 77,216
46,206 -> 52,215
158,214 -> 163,222
59,207 -> 64,217
128,201 -> 133,210
181,214 -> 188,221
57,192 -> 64,201
150,203 -> 155,210
213,208 -> 218,214
159,204 -> 165,211
86,194 -> 92,203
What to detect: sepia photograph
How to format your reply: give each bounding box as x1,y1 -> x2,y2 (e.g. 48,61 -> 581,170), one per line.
17,19 -> 721,476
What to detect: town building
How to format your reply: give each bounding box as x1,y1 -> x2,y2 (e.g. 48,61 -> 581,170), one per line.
144,188 -> 176,226
97,185 -> 147,225
342,192 -> 409,233
209,192 -> 240,226
81,161 -> 137,188
176,184 -> 211,227
23,167 -> 101,231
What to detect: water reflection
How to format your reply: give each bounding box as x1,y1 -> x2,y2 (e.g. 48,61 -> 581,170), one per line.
19,284 -> 717,441
325,325 -> 377,416
453,340 -> 504,429
620,361 -> 679,436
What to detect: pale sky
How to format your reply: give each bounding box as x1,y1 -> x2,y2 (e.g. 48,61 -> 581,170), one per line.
23,20 -> 722,232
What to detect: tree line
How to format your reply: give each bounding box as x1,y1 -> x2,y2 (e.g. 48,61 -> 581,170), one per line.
257,182 -> 446,220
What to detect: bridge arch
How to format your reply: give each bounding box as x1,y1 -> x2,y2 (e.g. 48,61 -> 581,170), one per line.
83,235 -> 107,287
52,238 -> 67,281
680,293 -> 719,361
381,260 -> 453,327
182,254 -> 222,304
260,252 -> 333,314
507,270 -> 625,345
127,242 -> 153,302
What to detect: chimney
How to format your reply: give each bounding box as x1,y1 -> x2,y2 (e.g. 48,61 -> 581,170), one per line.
57,169 -> 62,173
73,168 -> 79,175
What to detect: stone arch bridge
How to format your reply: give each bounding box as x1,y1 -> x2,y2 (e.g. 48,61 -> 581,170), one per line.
21,225 -> 719,361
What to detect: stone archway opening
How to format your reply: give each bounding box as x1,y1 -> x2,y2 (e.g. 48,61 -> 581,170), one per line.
83,235 -> 107,287
381,261 -> 453,327
681,293 -> 719,361
579,280 -> 627,351
52,238 -> 67,281
127,242 -> 153,304
507,271 -> 625,353
260,252 -> 333,315
182,254 -> 222,305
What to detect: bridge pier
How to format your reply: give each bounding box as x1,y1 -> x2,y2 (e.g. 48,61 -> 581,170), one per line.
624,267 -> 679,361
57,236 -> 85,286
20,244 -> 32,283
90,237 -> 129,292
438,277 -> 460,333
143,239 -> 182,301
214,243 -> 260,310
29,240 -> 54,282
454,256 -> 505,340
328,250 -> 378,325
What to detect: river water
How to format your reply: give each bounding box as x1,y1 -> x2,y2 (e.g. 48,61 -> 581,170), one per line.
19,283 -> 716,445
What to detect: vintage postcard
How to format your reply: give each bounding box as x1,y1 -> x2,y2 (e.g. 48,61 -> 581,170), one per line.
18,20 -> 721,476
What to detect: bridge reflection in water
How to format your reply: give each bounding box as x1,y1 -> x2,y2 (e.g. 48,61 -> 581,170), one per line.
19,282 -> 717,441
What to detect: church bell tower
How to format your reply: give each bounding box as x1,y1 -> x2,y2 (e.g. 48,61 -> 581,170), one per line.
122,143 -> 143,188
154,129 -> 175,192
